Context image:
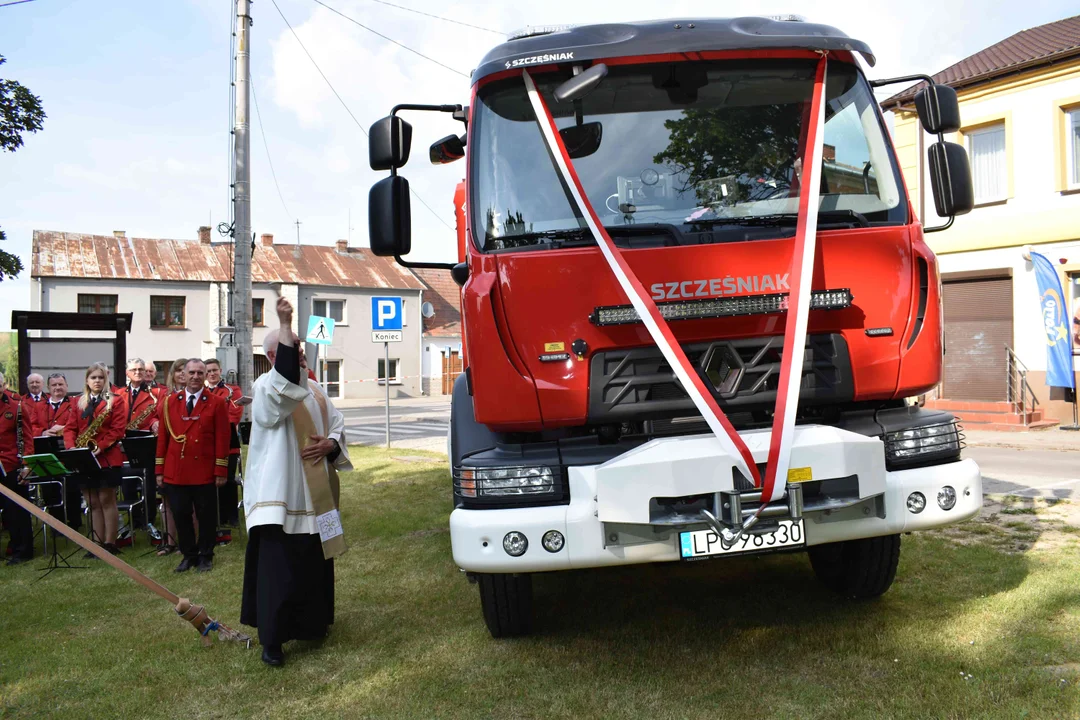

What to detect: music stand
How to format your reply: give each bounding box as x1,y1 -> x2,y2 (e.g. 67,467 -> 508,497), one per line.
120,434 -> 162,555
21,454 -> 88,577
57,449 -> 102,549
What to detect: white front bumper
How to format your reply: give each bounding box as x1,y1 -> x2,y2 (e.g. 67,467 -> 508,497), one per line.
450,425 -> 981,573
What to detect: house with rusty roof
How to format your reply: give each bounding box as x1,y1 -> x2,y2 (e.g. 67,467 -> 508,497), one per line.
30,227 -> 427,400
882,13 -> 1080,428
412,267 -> 462,396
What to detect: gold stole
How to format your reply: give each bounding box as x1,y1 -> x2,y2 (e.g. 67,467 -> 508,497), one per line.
292,388 -> 346,560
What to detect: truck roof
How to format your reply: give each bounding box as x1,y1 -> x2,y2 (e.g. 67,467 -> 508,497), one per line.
473,17 -> 876,84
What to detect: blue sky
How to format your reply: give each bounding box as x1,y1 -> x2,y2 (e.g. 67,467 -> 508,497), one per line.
1,0 -> 1077,331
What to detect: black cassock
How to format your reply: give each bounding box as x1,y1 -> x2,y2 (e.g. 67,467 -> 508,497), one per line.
240,341 -> 336,647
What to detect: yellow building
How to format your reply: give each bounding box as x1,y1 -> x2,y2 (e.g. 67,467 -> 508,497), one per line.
885,14 -> 1080,428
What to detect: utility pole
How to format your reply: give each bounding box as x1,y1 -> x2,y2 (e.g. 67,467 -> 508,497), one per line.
295,219 -> 302,245
232,0 -> 253,405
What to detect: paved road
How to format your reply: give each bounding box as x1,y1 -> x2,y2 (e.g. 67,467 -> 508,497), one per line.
341,400 -> 449,452
965,446 -> 1079,500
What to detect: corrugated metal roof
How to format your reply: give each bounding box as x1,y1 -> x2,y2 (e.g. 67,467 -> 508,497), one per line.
883,14 -> 1080,107
32,230 -> 424,290
413,267 -> 462,337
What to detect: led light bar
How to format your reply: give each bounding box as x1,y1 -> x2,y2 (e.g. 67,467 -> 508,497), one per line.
589,289 -> 853,326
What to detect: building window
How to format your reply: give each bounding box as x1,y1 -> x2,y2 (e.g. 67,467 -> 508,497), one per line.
1068,108 -> 1080,190
966,123 -> 1007,204
378,358 -> 400,384
150,296 -> 186,328
312,299 -> 345,324
322,359 -> 342,398
78,294 -> 117,314
252,298 -> 265,327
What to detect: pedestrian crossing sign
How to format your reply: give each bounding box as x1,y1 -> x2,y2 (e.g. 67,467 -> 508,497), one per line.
306,315 -> 335,346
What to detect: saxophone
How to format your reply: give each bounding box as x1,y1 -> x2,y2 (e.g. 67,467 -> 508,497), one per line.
76,403 -> 110,451
127,394 -> 158,431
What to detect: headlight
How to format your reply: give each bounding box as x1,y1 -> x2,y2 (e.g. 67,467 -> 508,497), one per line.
883,421 -> 962,468
454,466 -> 556,498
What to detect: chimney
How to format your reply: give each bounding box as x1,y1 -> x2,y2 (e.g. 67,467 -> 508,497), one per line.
198,225 -> 212,244
823,144 -> 836,162
113,230 -> 126,238
261,233 -> 274,246
336,239 -> 348,252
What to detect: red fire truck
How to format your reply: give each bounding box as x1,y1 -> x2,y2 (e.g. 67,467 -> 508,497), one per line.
367,17 -> 980,637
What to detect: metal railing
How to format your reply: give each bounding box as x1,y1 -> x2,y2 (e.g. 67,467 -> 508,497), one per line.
1005,344 -> 1039,425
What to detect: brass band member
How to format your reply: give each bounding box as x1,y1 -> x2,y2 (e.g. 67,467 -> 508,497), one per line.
63,362 -> 128,555
0,371 -> 33,564
24,373 -> 82,531
144,362 -> 166,401
121,358 -> 159,541
154,358 -> 188,556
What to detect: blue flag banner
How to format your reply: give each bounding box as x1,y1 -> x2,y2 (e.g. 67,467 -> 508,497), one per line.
1031,251 -> 1075,390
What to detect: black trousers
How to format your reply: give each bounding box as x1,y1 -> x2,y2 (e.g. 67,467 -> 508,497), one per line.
1,473 -> 34,559
240,525 -> 334,647
216,455 -> 240,527
165,483 -> 217,561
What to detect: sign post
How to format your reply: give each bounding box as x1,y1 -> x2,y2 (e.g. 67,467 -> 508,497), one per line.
371,297 -> 403,448
306,315 -> 335,385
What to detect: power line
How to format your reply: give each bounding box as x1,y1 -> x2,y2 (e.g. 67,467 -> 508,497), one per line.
0,0 -> 38,8
268,0 -> 454,232
360,0 -> 502,35
251,78 -> 292,220
311,0 -> 470,78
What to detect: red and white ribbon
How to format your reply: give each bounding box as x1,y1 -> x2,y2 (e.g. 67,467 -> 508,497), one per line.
523,56 -> 828,502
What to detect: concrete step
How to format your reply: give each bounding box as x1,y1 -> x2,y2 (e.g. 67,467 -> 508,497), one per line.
958,419 -> 1060,432
924,400 -> 1014,413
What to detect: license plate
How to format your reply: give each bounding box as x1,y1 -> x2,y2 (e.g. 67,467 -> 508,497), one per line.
679,519 -> 805,559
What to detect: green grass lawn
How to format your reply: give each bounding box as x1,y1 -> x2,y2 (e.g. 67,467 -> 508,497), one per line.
1,447 -> 1078,719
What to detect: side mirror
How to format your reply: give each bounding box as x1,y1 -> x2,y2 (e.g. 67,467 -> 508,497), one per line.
430,133 -> 465,165
554,63 -> 608,103
368,175 -> 411,256
559,121 -> 603,159
914,84 -> 961,135
927,141 -> 974,218
369,116 -> 413,171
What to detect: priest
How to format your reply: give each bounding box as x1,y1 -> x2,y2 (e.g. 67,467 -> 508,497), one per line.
240,296 -> 352,667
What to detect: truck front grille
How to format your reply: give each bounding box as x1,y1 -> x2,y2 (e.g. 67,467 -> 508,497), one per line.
588,333 -> 853,423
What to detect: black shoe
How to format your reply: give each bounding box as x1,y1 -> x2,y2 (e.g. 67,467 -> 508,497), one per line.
195,557 -> 213,573
261,645 -> 284,667
104,543 -> 122,556
6,556 -> 31,566
174,557 -> 196,573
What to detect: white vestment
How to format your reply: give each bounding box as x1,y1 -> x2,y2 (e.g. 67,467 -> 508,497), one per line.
244,369 -> 353,534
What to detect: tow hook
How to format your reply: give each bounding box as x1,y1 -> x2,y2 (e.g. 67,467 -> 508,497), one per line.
700,484 -> 804,550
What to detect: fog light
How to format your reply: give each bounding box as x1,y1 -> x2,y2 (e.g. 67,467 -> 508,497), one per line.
906,492 -> 926,514
937,486 -> 957,511
502,531 -> 528,557
541,530 -> 565,553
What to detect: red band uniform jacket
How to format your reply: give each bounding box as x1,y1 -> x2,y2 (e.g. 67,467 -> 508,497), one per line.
19,394 -> 46,438
124,384 -> 158,432
205,382 -> 243,456
62,393 -> 129,468
0,393 -> 27,474
23,395 -> 73,439
155,391 -> 230,485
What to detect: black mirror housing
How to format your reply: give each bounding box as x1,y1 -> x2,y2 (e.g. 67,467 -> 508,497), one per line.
915,84 -> 961,135
368,175 -> 412,256
559,121 -> 603,159
430,134 -> 465,165
369,116 -> 413,171
928,141 -> 974,218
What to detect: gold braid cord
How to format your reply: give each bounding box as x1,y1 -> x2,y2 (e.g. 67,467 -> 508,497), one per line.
162,395 -> 188,457
0,480 -> 251,649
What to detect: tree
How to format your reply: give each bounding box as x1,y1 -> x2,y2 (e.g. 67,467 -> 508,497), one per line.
0,54 -> 46,281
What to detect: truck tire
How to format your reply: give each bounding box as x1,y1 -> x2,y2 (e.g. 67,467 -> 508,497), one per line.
477,573 -> 533,638
808,534 -> 900,599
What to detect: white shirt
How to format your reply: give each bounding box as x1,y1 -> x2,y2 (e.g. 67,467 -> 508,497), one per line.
244,368 -> 352,534
184,388 -> 203,407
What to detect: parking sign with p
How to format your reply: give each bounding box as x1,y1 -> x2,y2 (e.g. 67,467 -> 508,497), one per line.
371,296 -> 403,342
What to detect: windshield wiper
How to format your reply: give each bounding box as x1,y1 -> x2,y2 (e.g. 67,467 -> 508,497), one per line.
487,228 -> 593,248
687,209 -> 871,229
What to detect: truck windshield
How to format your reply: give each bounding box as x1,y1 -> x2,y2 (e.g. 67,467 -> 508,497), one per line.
470,59 -> 907,252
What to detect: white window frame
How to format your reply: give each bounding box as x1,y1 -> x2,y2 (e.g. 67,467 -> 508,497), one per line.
1067,108 -> 1080,191
312,298 -> 347,326
321,358 -> 343,398
378,357 -> 401,385
965,123 -> 1007,205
